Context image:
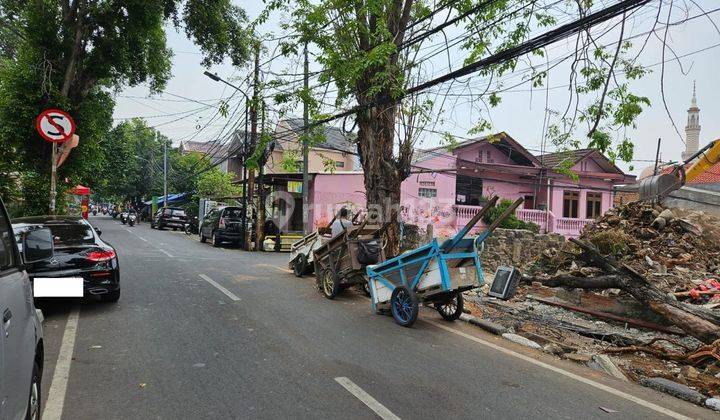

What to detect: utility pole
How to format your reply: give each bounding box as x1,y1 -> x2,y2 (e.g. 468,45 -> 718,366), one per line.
302,42 -> 310,235
246,41 -> 260,250
163,132 -> 168,208
256,101 -> 266,252
241,104 -> 249,249
653,138 -> 662,176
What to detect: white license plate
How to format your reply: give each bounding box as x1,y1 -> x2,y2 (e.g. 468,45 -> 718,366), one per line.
34,277 -> 84,297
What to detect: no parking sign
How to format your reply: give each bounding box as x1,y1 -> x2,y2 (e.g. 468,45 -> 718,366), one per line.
36,109 -> 76,143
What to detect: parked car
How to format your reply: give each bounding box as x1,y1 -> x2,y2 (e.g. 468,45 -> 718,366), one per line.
12,216 -> 121,303
0,198 -> 49,419
151,207 -> 187,230
200,206 -> 245,247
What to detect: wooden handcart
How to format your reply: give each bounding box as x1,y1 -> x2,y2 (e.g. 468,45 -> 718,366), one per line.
312,218 -> 392,299
366,196 -> 524,327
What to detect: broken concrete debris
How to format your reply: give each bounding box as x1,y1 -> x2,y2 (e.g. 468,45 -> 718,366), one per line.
459,201 -> 720,408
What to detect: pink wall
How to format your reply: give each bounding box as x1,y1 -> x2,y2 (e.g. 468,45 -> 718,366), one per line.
455,143 -> 516,166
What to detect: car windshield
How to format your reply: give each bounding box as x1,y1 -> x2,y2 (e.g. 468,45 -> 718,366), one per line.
165,209 -> 185,216
14,223 -> 94,247
223,208 -> 243,219
48,224 -> 95,246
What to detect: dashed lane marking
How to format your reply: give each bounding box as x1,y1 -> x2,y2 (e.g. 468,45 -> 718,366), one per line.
159,249 -> 174,258
199,274 -> 240,302
334,377 -> 401,420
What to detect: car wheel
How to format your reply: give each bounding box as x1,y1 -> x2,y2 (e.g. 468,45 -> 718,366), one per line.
212,231 -> 221,247
25,361 -> 41,420
200,233 -> 206,243
101,289 -> 121,303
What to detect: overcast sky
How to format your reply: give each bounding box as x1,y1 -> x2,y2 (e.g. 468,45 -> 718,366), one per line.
112,0 -> 720,175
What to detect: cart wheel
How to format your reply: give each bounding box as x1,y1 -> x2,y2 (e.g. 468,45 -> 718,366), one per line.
436,293 -> 464,321
320,269 -> 340,299
390,286 -> 419,327
293,254 -> 308,277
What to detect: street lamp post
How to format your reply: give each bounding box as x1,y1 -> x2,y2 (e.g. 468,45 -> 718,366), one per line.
203,71 -> 251,250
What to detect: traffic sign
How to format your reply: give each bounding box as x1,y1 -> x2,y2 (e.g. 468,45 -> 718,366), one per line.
36,109 -> 76,143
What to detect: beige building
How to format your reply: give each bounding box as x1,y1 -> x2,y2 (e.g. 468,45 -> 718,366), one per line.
265,118 -> 357,174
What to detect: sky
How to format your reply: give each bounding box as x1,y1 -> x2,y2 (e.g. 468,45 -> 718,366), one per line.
112,0 -> 720,176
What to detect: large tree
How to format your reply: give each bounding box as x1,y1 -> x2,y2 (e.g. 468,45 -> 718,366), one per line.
271,0 -> 657,254
0,0 -> 253,214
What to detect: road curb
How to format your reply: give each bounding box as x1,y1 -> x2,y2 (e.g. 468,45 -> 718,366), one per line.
639,377 -> 706,405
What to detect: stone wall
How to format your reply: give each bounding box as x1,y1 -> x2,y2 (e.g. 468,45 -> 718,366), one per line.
479,228 -> 565,273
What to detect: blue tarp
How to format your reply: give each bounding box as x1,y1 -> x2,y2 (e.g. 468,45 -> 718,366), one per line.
143,193 -> 189,206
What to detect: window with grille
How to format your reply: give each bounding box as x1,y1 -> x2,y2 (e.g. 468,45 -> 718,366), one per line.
418,188 -> 437,198
562,190 -> 579,218
586,192 -> 602,219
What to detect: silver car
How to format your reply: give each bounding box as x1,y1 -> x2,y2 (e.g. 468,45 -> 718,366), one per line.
0,199 -> 51,420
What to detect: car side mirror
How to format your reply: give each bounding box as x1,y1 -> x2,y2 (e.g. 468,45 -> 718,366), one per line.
22,227 -> 54,264
94,226 -> 102,236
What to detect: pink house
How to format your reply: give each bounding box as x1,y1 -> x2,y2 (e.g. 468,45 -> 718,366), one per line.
271,132 -> 634,238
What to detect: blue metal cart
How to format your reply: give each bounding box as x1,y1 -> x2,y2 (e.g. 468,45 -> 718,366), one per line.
366,196 -> 524,327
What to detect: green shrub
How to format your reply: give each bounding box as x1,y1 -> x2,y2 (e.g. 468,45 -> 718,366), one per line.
482,198 -> 540,233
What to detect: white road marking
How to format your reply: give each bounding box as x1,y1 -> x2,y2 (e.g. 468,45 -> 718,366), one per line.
159,249 -> 174,258
137,236 -> 148,242
426,320 -> 691,420
334,377 -> 400,420
199,274 -> 240,301
43,307 -> 80,420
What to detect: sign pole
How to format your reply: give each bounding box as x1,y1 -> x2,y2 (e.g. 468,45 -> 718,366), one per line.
50,142 -> 58,214
36,109 -> 75,215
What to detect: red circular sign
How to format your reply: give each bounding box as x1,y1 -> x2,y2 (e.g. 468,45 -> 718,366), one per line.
36,109 -> 76,143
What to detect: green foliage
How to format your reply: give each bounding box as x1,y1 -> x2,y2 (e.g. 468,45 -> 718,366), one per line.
196,169 -> 242,199
0,0 -> 253,214
482,199 -> 539,233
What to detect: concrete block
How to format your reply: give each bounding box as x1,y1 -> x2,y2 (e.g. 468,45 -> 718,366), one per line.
706,398 -> 720,412
639,377 -> 705,405
459,313 -> 474,323
469,318 -> 509,335
501,333 -> 541,349
586,354 -> 628,381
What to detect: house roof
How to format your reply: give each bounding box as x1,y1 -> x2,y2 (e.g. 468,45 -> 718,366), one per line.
180,140 -> 230,158
274,118 -> 356,154
538,148 -> 626,175
414,132 -> 541,167
688,161 -> 720,184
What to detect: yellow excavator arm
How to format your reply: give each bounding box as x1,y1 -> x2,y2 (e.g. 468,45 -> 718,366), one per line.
685,139 -> 720,182
639,139 -> 720,201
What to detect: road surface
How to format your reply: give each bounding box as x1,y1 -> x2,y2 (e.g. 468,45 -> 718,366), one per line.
36,215 -> 714,419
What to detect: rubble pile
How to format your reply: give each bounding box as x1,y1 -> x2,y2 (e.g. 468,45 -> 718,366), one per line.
463,202 -> 720,406
536,201 -> 720,294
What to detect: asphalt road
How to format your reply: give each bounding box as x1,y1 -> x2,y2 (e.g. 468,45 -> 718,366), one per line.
36,215 -> 714,419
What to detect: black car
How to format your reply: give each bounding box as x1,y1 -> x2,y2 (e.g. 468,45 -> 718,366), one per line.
12,216 -> 121,302
200,206 -> 245,247
151,207 -> 187,230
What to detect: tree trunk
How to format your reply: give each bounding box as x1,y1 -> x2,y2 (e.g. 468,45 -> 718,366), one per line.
356,103 -> 402,257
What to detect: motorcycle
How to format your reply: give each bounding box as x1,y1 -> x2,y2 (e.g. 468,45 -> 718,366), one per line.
184,216 -> 199,235
92,209 -> 97,216
128,213 -> 137,227
120,212 -> 128,224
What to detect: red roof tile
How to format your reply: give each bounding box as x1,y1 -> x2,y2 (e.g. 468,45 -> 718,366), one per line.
689,161 -> 720,184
